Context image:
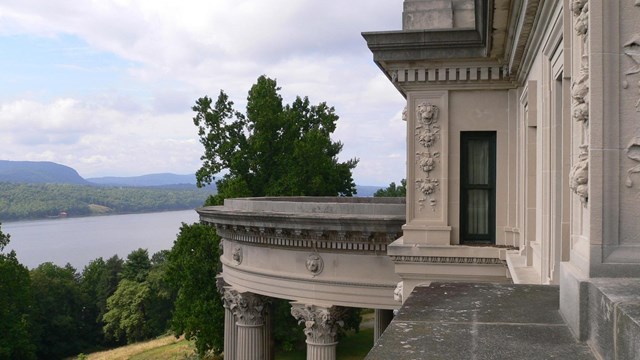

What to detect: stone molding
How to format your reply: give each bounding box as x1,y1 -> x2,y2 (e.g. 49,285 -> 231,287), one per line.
390,255 -> 506,265
290,304 -> 347,345
216,225 -> 401,254
392,65 -> 510,84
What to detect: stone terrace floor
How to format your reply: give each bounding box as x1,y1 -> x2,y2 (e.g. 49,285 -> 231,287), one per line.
366,282 -> 595,359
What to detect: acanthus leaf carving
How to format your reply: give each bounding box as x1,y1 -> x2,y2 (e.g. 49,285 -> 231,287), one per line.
290,304 -> 346,345
229,291 -> 267,326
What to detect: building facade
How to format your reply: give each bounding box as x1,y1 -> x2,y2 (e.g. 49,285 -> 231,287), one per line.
201,1 -> 640,359
363,0 -> 640,358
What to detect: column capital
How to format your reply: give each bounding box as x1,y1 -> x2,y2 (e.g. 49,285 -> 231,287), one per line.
290,303 -> 346,345
229,291 -> 268,326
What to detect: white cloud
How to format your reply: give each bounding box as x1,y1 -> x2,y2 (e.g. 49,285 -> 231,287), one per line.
0,0 -> 406,184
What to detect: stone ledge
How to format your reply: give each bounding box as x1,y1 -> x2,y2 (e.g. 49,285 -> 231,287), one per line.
366,283 -> 595,359
587,278 -> 640,360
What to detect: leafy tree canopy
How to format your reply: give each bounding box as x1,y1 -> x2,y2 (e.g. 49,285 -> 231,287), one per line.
193,75 -> 358,204
30,262 -> 87,359
121,248 -> 151,283
166,223 -> 223,357
102,279 -> 152,344
374,179 -> 407,197
0,224 -> 36,360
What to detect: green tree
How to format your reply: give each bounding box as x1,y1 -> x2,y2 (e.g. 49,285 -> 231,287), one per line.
0,224 -> 36,360
121,248 -> 151,282
169,75 -> 361,356
193,75 -> 358,202
30,262 -> 86,359
102,249 -> 173,344
79,257 -> 108,347
145,250 -> 175,336
102,279 -> 152,343
374,179 -> 407,197
166,223 -> 224,357
96,255 -> 124,325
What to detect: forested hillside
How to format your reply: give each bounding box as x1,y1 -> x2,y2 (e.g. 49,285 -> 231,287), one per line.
0,183 -> 212,221
0,160 -> 89,185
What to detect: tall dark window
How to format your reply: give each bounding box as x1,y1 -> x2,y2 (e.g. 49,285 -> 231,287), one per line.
460,132 -> 496,243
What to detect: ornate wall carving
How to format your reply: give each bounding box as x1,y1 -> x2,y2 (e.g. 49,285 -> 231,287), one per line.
305,253 -> 324,276
232,246 -> 243,265
569,0 -> 590,204
393,281 -> 403,303
569,145 -> 589,203
622,29 -> 640,187
290,304 -> 347,345
625,137 -> 640,187
415,102 -> 441,211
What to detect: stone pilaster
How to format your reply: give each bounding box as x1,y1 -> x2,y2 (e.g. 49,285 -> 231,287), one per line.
290,303 -> 346,360
228,291 -> 267,360
374,309 -> 394,341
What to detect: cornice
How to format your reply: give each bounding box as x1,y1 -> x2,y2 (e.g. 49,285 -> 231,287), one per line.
216,224 -> 402,254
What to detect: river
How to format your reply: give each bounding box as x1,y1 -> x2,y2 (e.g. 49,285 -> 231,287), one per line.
2,210 -> 201,269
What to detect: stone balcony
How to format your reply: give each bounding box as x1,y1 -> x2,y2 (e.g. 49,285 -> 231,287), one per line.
198,197 -> 406,359
198,196 -> 406,309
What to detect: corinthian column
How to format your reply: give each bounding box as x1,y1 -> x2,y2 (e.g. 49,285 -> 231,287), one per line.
230,292 -> 267,360
290,303 -> 346,360
220,285 -> 239,360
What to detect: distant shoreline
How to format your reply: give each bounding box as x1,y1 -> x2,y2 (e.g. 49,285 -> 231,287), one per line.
2,207 -> 200,224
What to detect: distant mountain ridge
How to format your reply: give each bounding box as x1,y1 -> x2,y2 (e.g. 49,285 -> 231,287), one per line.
0,160 -> 89,185
0,160 -> 383,194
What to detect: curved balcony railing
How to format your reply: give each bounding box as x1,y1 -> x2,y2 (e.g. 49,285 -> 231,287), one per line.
197,197 -> 406,309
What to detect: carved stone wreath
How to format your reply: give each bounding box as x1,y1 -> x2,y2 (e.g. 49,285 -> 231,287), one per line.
415,102 -> 440,211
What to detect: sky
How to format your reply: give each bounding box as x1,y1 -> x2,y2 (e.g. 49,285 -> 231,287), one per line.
0,0 -> 407,186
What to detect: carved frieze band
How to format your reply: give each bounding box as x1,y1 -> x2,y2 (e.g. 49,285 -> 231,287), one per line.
569,0 -> 590,204
415,102 -> 440,211
390,255 -> 506,265
290,304 -> 347,345
215,225 -> 401,254
392,66 -> 509,83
